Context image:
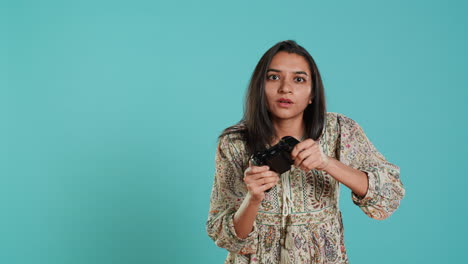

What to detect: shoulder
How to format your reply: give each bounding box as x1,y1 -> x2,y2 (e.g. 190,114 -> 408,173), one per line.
326,112 -> 359,128
218,122 -> 247,144
217,123 -> 248,158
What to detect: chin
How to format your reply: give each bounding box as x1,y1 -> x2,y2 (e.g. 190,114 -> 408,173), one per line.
270,113 -> 302,121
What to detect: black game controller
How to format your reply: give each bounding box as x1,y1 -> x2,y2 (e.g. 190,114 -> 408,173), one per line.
250,136 -> 300,192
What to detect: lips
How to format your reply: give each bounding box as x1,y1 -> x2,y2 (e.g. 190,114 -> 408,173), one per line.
277,98 -> 293,104
276,98 -> 294,108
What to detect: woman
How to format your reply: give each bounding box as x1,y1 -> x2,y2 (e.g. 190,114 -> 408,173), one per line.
206,40 -> 405,264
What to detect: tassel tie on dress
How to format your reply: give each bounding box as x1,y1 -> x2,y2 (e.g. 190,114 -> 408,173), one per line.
280,170 -> 294,264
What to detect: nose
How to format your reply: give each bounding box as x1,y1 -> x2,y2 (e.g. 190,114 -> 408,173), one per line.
278,79 -> 292,94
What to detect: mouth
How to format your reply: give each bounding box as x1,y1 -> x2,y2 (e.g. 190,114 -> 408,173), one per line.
277,98 -> 293,104
277,98 -> 294,107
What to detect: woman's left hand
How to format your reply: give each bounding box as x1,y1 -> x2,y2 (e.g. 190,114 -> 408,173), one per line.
291,139 -> 330,172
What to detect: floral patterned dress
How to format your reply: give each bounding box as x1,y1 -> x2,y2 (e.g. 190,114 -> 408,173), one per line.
206,112 -> 405,264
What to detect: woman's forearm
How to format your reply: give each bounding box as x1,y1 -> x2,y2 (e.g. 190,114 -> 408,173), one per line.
323,157 -> 369,197
233,193 -> 261,239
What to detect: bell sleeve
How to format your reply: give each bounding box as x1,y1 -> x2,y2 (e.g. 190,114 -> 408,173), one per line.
205,134 -> 258,254
337,114 -> 405,220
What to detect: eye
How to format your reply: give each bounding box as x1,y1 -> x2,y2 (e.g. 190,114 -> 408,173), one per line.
267,74 -> 280,80
295,77 -> 306,83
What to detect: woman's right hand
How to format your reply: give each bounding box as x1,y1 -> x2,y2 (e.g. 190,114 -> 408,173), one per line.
243,160 -> 280,203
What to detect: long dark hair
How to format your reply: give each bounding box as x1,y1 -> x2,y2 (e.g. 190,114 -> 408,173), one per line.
220,40 -> 327,156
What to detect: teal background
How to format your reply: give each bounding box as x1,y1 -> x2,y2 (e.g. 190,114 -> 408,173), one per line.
3,0 -> 467,263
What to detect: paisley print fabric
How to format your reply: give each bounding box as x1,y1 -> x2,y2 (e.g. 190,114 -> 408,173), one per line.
206,112 -> 405,263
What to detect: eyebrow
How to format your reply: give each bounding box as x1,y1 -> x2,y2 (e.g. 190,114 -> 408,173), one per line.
267,68 -> 309,76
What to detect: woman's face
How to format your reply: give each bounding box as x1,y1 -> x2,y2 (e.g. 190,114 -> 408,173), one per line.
264,51 -> 312,122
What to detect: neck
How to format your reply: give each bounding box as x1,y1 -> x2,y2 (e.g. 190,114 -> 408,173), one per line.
270,116 -> 306,145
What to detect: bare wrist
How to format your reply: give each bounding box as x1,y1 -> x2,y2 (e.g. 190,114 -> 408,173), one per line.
317,154 -> 331,171
245,192 -> 263,206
